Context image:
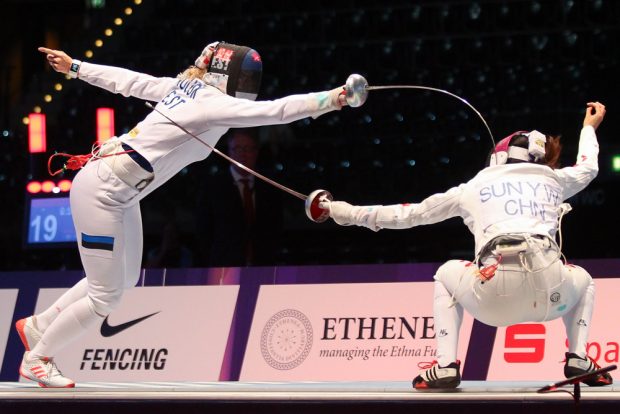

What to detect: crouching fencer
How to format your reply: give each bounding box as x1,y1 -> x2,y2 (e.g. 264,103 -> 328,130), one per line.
320,102 -> 612,389
15,43 -> 355,387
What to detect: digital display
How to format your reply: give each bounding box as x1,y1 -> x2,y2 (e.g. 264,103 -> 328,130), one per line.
27,197 -> 76,245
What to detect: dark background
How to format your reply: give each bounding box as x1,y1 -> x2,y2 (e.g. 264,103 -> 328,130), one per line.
1,0 -> 619,271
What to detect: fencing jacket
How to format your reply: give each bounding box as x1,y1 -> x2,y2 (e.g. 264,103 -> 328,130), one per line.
77,61 -> 340,198
338,126 -> 599,256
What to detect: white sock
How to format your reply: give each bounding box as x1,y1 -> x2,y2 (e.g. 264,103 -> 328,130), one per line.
30,296 -> 103,359
563,279 -> 595,359
35,278 -> 89,332
433,281 -> 463,367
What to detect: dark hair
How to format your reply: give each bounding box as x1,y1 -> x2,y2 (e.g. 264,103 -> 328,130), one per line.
544,135 -> 562,169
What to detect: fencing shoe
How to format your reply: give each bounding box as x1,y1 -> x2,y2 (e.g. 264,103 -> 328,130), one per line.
413,360 -> 461,389
19,351 -> 75,388
564,352 -> 613,386
15,316 -> 43,351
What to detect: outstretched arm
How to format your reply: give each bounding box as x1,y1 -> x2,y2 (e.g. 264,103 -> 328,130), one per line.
556,101 -> 606,199
202,85 -> 349,127
38,47 -> 176,102
320,186 -> 464,231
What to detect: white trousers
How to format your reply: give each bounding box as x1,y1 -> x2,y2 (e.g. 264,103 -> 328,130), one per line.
71,159 -> 145,312
31,159 -> 146,358
433,245 -> 594,366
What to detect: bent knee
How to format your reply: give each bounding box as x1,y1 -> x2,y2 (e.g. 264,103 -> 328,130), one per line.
565,264 -> 594,292
88,290 -> 124,316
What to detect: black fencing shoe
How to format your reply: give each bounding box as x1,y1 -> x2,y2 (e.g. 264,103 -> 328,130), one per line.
413,360 -> 461,390
564,352 -> 613,386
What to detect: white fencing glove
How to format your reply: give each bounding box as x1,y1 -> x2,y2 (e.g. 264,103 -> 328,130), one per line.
319,200 -> 354,226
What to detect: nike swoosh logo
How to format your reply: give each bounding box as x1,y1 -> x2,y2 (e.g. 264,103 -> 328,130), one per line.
100,311 -> 160,337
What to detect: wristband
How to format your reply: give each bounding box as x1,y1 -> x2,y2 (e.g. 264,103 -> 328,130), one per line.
68,59 -> 82,79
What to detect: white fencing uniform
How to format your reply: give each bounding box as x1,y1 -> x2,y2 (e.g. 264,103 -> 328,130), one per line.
329,126 -> 599,366
30,62 -> 344,359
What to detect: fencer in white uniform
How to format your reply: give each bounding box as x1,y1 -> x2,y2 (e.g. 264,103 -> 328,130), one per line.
16,43 -> 354,387
321,102 -> 612,389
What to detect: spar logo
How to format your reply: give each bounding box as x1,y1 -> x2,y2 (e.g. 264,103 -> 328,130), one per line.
504,323 -> 547,363
503,324 -> 619,364
260,309 -> 313,370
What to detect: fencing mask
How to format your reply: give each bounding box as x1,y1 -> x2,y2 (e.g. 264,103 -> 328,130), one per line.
195,41 -> 262,101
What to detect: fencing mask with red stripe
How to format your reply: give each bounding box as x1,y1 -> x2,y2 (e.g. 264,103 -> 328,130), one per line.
195,42 -> 262,101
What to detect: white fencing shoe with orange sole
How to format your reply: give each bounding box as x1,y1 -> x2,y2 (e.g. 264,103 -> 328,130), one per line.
19,351 -> 75,388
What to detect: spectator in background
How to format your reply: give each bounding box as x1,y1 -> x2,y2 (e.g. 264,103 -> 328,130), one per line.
195,128 -> 283,267
145,220 -> 193,268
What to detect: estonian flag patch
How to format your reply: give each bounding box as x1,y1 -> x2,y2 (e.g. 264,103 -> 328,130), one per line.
81,233 -> 114,251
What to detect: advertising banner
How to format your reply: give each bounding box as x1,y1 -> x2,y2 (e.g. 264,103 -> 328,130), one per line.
240,282 -> 474,381
487,278 -> 620,381
31,285 -> 239,381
